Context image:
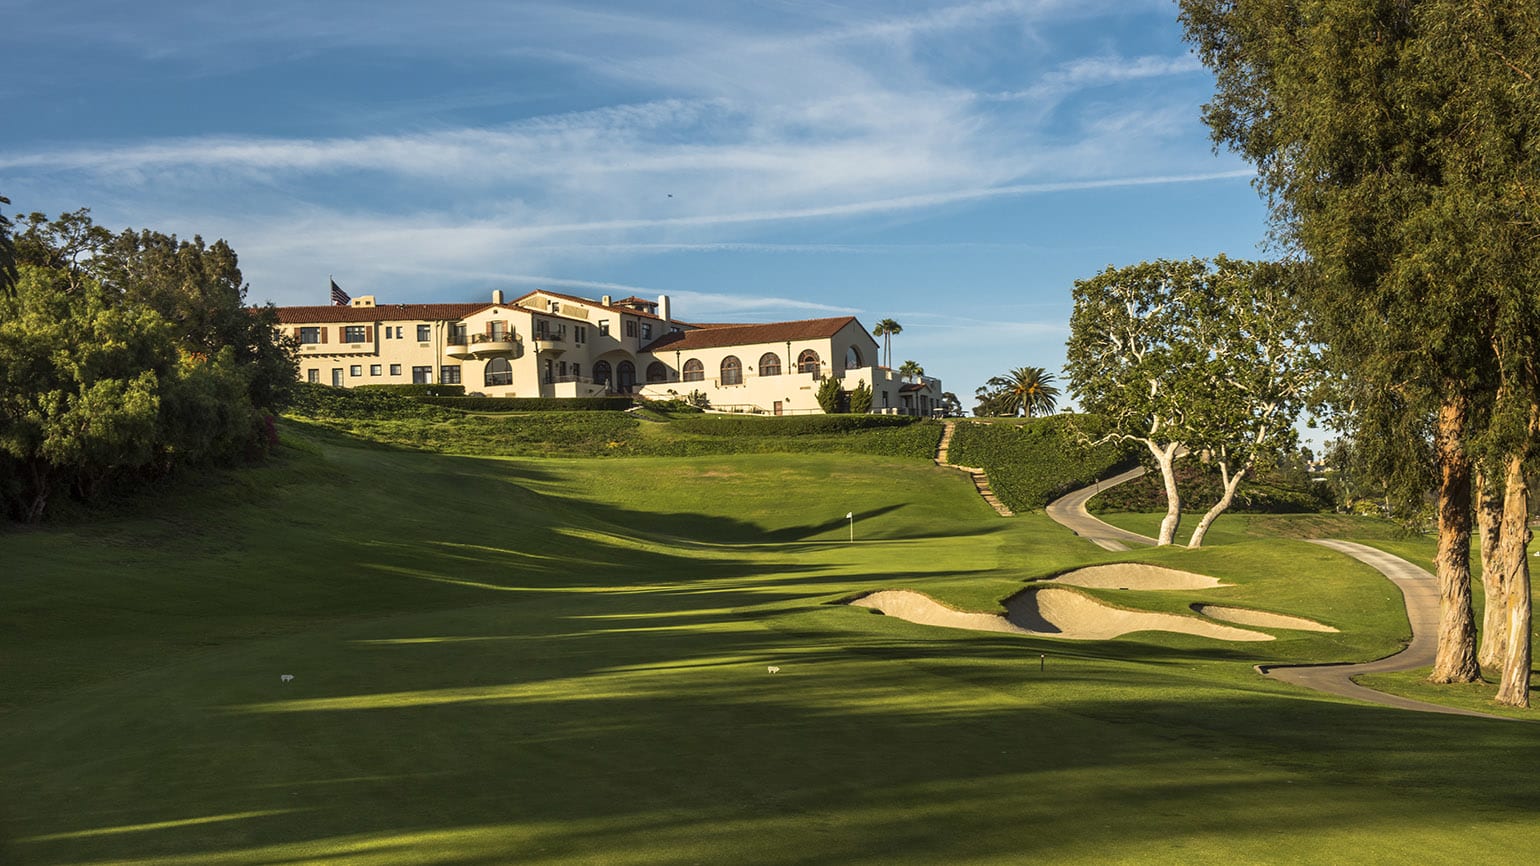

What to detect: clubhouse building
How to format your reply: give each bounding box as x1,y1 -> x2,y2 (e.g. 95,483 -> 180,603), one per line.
275,289 -> 944,416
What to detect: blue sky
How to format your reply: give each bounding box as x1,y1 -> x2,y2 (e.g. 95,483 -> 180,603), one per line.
0,0 -> 1271,405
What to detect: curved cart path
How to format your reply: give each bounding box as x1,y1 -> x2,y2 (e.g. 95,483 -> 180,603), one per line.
1045,474 -> 1510,720
1044,465 -> 1154,551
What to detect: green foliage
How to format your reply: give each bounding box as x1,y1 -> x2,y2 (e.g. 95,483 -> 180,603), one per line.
849,379 -> 873,414
685,389 -> 711,409
947,414 -> 1139,512
418,395 -> 632,412
356,383 -> 466,397
1091,456 -> 1335,514
0,193 -> 15,296
286,381 -> 450,420
815,375 -> 847,413
670,413 -> 917,437
898,360 -> 923,380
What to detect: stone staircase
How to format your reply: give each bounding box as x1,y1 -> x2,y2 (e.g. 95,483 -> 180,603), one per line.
934,422 -> 1014,517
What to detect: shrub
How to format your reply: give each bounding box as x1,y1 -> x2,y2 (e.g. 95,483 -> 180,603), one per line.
417,396 -> 634,412
286,382 -> 450,420
355,383 -> 466,397
671,414 -> 919,437
946,414 -> 1138,512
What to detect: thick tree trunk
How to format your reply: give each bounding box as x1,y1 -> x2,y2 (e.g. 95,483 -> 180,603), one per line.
1495,454 -> 1532,707
1188,463 -> 1248,549
1476,469 -> 1509,671
1148,440 -> 1182,546
1430,395 -> 1481,683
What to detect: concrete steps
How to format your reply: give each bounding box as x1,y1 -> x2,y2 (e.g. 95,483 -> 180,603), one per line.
934,421 -> 1014,517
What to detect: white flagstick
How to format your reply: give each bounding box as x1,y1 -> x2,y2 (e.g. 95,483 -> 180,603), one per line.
847,511 -> 854,543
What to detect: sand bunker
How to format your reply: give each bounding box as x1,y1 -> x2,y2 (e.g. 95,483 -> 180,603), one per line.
851,588 -> 1272,642
1044,563 -> 1228,590
1192,604 -> 1337,633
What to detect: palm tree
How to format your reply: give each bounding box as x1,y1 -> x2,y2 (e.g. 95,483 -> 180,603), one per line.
898,360 -> 924,381
872,318 -> 903,368
1006,366 -> 1059,417
980,366 -> 1060,417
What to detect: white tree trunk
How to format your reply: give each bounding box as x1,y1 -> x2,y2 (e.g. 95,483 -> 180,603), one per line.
1188,463 -> 1249,549
1148,440 -> 1182,546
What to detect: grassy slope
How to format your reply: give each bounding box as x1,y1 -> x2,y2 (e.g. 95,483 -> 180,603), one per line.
2,427 -> 1538,865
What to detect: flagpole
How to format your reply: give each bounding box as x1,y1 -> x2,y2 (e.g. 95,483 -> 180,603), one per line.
847,511 -> 854,543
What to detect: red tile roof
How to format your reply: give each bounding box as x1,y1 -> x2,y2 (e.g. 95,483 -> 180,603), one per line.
642,317 -> 859,353
274,303 -> 487,324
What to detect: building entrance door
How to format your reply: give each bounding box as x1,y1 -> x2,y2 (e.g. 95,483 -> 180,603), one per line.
774,401 -> 783,416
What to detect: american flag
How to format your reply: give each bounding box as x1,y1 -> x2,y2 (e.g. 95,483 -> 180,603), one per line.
330,278 -> 350,306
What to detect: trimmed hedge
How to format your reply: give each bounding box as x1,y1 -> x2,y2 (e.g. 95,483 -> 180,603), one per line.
670,413 -> 919,437
355,383 -> 466,397
417,396 -> 634,412
947,414 -> 1139,512
287,382 -> 452,420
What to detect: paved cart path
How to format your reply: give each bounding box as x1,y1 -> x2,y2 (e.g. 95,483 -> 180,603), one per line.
1045,473 -> 1510,720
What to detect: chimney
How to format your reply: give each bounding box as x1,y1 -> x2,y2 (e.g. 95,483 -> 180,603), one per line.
601,295 -> 613,307
658,294 -> 671,323
492,289 -> 504,305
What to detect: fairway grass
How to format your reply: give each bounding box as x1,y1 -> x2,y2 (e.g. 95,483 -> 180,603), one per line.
3,425 -> 1539,865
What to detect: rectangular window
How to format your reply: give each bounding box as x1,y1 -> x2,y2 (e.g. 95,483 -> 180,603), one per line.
440,365 -> 461,384
412,366 -> 432,384
625,320 -> 637,337
558,361 -> 567,376
417,324 -> 431,342
575,326 -> 586,343
307,369 -> 319,383
572,363 -> 580,378
343,325 -> 367,343
641,322 -> 652,340
331,368 -> 343,387
299,327 -> 321,344
382,326 -> 391,340
370,364 -> 382,376
450,324 -> 467,345
350,365 -> 362,377
600,320 -> 610,337
390,364 -> 402,376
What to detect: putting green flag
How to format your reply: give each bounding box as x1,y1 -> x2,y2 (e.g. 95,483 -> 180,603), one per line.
846,512 -> 853,519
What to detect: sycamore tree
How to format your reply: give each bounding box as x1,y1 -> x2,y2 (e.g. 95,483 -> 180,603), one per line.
1182,0 -> 1540,703
1066,257 -> 1315,548
1180,259 -> 1316,547
1066,258 -> 1207,545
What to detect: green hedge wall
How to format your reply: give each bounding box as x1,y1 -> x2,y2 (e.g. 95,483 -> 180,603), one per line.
417,396 -> 634,412
946,414 -> 1138,512
354,383 -> 466,397
287,382 -> 452,420
670,413 -> 918,437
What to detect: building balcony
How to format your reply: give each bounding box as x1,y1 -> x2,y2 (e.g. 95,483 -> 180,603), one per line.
455,334 -> 517,358
532,333 -> 566,355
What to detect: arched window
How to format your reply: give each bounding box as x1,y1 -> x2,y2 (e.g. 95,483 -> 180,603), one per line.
758,352 -> 781,377
683,359 -> 704,381
844,345 -> 862,368
593,360 -> 612,386
646,361 -> 669,383
721,355 -> 742,385
484,357 -> 512,387
617,361 -> 636,393
797,349 -> 821,374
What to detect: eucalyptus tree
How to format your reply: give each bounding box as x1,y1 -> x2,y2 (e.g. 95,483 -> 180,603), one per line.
1181,0 -> 1540,701
0,195 -> 16,296
873,318 -> 903,369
